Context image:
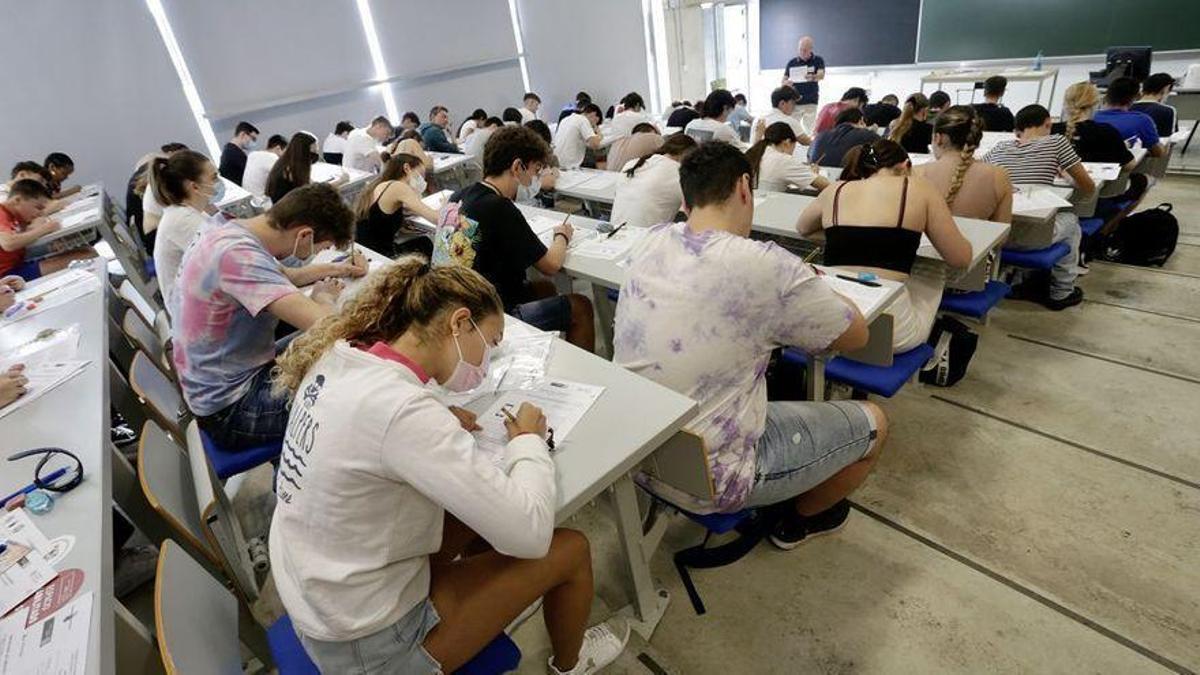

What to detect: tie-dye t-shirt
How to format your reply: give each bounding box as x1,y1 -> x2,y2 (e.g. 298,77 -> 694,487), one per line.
170,221 -> 298,416
614,222 -> 853,511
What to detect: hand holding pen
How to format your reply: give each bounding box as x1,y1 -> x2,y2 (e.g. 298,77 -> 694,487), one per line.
502,403 -> 554,449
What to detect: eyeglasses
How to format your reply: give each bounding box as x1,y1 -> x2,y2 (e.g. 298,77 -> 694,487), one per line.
7,447 -> 84,495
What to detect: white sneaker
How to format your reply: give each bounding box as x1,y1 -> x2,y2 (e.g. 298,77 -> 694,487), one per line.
547,620 -> 630,675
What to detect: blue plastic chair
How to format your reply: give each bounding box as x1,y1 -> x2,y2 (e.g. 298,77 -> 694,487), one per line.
939,281 -> 1011,320
1000,241 -> 1071,270
197,428 -> 283,481
660,501 -> 764,615
781,344 -> 935,398
1079,217 -> 1105,238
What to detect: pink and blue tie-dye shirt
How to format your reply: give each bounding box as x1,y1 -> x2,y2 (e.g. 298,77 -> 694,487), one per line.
170,221 -> 298,416
613,222 -> 854,512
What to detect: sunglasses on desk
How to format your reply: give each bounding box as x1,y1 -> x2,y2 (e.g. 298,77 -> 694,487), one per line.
6,447 -> 84,497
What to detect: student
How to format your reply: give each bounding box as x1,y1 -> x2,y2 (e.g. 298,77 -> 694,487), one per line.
558,92 -> 592,124
915,105 -> 1013,222
747,122 -> 829,194
613,142 -> 886,545
434,126 -> 595,350
0,180 -> 96,280
457,109 -> 488,145
750,86 -> 813,146
553,103 -> 603,170
463,118 -> 504,164
242,134 -> 288,198
150,150 -> 220,305
984,105 -> 1095,309
887,93 -> 933,154
267,132 -> 346,204
972,76 -> 1014,132
808,108 -> 879,167
1132,72 -> 1178,137
43,152 -> 80,198
798,139 -> 972,352
344,116 -> 395,172
170,183 -> 359,449
863,94 -> 902,129
353,154 -> 439,260
812,87 -> 869,135
1052,83 -> 1137,168
684,89 -> 743,146
420,106 -> 461,154
268,260 -> 627,675
610,133 -> 697,229
519,121 -> 560,204
128,142 -> 189,254
219,121 -> 260,185
323,121 -> 354,165
928,90 -> 951,117
606,123 -> 663,175
665,100 -> 699,129
611,92 -> 657,139
520,92 -> 542,123
502,108 -> 523,126
1094,77 -> 1167,158
728,93 -> 753,132
2,161 -> 54,204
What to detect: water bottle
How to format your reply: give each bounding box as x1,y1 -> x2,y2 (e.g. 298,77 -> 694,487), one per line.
1034,50 -> 1043,72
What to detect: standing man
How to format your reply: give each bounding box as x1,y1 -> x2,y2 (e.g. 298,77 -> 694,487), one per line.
782,36 -> 825,135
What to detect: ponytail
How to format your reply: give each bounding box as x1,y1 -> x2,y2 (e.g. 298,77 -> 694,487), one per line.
931,105 -> 984,206
841,139 -> 909,181
272,258 -> 503,395
888,93 -> 929,146
149,150 -> 211,206
745,121 -> 798,184
625,133 -> 697,178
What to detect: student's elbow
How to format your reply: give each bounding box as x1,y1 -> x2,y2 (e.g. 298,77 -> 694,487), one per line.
831,311 -> 869,352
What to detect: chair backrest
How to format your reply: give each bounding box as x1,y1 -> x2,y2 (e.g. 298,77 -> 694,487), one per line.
639,430 -> 715,502
138,420 -> 221,568
123,309 -> 173,379
128,349 -> 189,439
119,278 -> 160,326
154,539 -> 243,675
685,127 -> 716,144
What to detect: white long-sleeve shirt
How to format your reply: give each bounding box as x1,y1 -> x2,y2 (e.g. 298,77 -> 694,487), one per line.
269,340 -> 556,641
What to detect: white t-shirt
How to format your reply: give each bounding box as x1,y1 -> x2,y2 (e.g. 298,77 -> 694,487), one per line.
610,110 -> 657,139
268,341 -> 555,641
756,145 -> 818,193
241,151 -> 279,198
462,126 -> 496,163
553,113 -> 597,170
343,128 -> 381,172
153,204 -> 207,308
519,107 -> 537,124
457,119 -> 480,144
610,155 -> 684,230
684,117 -> 742,146
752,109 -> 807,144
613,223 -> 852,511
142,171 -> 163,217
323,133 -> 347,155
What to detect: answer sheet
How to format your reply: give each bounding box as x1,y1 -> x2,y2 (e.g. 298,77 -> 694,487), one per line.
0,269 -> 100,325
571,226 -> 647,260
0,360 -> 90,420
473,379 -> 605,468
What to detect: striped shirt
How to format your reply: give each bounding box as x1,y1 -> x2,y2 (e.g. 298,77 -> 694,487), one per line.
982,134 -> 1081,186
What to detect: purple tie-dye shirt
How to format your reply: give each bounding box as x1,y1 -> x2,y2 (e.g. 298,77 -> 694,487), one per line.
170,221 -> 298,416
614,222 -> 853,512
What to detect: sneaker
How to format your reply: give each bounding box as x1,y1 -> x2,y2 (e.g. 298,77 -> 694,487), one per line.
114,544 -> 159,598
769,500 -> 852,551
547,620 -> 630,675
1042,287 -> 1084,311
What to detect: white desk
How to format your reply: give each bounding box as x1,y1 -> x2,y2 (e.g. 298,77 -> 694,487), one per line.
553,168 -> 620,216
30,190 -> 105,260
217,177 -> 256,218
311,162 -> 373,204
920,67 -> 1059,108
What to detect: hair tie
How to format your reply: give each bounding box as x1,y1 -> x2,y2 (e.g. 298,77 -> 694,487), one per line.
419,262 -> 432,275
863,145 -> 879,166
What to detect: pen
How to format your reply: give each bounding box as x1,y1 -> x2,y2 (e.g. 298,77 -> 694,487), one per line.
501,407 -> 555,451
836,274 -> 881,288
605,222 -> 627,239
1,467 -> 67,506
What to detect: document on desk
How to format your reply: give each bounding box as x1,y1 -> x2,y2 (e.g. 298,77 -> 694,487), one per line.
0,511 -> 59,616
571,227 -> 647,260
1168,128 -> 1191,144
1,269 -> 100,325
1012,188 -> 1072,214
819,273 -> 895,320
0,360 -> 91,420
0,591 -> 92,675
1081,162 -> 1121,181
0,324 -> 81,371
473,379 -> 605,467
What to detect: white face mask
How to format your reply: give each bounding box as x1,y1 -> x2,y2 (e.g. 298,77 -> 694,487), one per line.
441,318 -> 491,392
408,172 -> 427,195
283,229 -> 315,267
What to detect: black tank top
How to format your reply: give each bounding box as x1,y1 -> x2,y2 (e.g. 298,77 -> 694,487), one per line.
821,177 -> 922,275
356,182 -> 405,256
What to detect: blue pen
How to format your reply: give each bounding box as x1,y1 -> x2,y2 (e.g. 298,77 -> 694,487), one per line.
1,467 -> 67,506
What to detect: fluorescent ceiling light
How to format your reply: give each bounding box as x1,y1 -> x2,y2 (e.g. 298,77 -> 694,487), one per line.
144,0 -> 220,157
355,0 -> 400,121
507,0 -> 532,92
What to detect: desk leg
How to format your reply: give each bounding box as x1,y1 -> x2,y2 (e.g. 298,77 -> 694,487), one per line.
608,474 -> 669,640
806,357 -> 826,401
591,282 -> 616,359
1182,121 -> 1198,155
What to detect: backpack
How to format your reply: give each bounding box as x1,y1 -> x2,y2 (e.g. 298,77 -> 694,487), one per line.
1099,203 -> 1178,267
919,316 -> 978,387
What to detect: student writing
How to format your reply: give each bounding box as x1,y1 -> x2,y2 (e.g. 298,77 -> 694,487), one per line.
610,133 -> 697,229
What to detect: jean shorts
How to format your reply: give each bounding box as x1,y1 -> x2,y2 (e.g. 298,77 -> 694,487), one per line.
509,295 -> 572,333
744,400 -> 877,508
9,259 -> 41,281
298,599 -> 443,674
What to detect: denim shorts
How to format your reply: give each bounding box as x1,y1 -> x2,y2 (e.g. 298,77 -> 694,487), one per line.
9,259 -> 41,281
745,400 -> 877,508
298,599 -> 442,674
509,295 -> 572,333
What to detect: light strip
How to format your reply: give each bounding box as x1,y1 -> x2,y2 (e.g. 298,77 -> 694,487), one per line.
506,0 -> 532,92
144,0 -> 220,157
355,0 -> 400,122
647,0 -> 672,113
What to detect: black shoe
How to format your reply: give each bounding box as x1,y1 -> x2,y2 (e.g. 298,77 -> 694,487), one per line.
1042,287 -> 1084,311
769,500 -> 852,551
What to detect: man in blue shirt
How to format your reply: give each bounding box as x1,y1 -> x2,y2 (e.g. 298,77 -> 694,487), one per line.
1094,77 -> 1166,158
782,36 -> 825,134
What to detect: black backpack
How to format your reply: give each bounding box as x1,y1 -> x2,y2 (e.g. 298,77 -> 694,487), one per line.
919,316 -> 978,387
1100,203 -> 1178,267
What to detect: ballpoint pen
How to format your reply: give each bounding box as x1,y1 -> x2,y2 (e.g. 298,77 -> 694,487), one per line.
605,222 -> 627,239
501,407 -> 556,450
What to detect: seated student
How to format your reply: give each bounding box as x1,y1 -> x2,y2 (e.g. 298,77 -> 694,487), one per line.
520,92 -> 542,123
798,140 -> 972,352
613,142 -> 886,543
0,180 -> 96,281
750,86 -> 813,146
984,104 -> 1095,309
887,93 -> 934,154
170,183 -> 359,449
915,105 -> 1013,222
457,108 -> 488,145
928,90 -> 951,117
323,121 -> 354,165
1094,77 -> 1167,158
558,91 -> 592,124
128,143 -> 189,254
684,89 -> 743,146
610,133 -> 697,229
43,152 -> 80,199
972,76 -> 1014,132
747,122 -> 829,194
400,111 -> 421,133
267,132 -> 346,204
606,123 -> 663,175
502,107 -> 523,126
2,161 -> 54,205
611,92 -> 657,139
463,117 -> 504,164
727,92 -> 753,132
553,103 -> 603,170
434,126 -> 595,350
268,260 -> 627,675
665,99 -> 700,129
219,121 -> 260,184
1052,83 -> 1137,168
420,106 -> 461,154
813,87 -> 869,135
1132,72 -> 1178,137
863,94 -> 902,129
353,153 -> 439,260
150,150 -> 221,305
808,108 -> 879,167
518,121 -> 560,204
242,134 -> 288,198
344,116 -> 395,172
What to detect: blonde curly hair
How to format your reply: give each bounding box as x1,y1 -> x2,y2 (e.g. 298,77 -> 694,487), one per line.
272,256 -> 503,395
1062,82 -> 1101,148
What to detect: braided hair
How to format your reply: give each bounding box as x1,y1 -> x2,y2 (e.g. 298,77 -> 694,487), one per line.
930,105 -> 983,206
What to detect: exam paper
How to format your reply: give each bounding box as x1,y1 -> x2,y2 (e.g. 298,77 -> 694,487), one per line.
1081,162 -> 1121,181
0,360 -> 91,420
815,267 -> 896,320
473,379 -> 605,467
571,227 -> 647,260
0,591 -> 92,675
1,269 -> 100,325
1012,188 -> 1072,214
0,325 -> 81,371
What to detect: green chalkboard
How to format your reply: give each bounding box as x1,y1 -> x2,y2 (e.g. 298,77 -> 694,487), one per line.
918,0 -> 1200,63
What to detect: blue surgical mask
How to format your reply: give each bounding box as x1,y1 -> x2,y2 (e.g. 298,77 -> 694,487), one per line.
208,179 -> 226,206
244,138 -> 258,151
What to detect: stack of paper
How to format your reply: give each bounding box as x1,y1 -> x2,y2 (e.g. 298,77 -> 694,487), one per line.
571,227 -> 647,260
473,378 -> 605,467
